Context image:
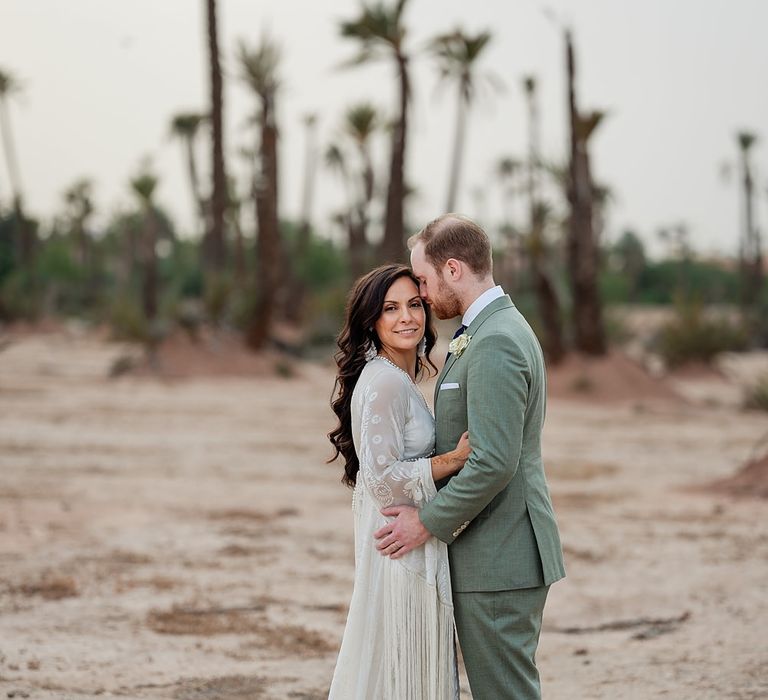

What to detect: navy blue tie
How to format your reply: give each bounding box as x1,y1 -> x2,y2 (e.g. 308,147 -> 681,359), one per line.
445,323 -> 467,362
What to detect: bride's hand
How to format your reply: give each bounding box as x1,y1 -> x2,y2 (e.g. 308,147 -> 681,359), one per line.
430,431 -> 471,480
453,431 -> 471,470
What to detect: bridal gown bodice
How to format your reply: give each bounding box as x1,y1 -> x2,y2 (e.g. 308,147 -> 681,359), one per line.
328,357 -> 458,700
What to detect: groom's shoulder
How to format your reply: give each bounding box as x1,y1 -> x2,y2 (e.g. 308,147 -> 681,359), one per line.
475,303 -> 523,336
474,307 -> 539,352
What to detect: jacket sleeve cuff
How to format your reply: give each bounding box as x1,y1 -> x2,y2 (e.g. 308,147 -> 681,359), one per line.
420,505 -> 458,545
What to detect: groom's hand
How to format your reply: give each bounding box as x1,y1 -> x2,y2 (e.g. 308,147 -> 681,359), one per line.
374,505 -> 430,559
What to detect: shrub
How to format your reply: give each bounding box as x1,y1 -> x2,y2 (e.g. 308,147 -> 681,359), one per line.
108,296 -> 148,342
656,302 -> 748,368
745,375 -> 768,412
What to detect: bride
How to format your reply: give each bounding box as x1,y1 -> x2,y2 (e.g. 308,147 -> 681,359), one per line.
328,264 -> 470,699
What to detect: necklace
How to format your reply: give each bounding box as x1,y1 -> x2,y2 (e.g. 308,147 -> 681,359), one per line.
372,355 -> 432,415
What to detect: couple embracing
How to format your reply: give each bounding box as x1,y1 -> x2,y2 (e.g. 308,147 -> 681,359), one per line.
328,214 -> 565,699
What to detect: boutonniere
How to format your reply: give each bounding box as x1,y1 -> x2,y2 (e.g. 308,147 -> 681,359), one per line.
448,332 -> 472,358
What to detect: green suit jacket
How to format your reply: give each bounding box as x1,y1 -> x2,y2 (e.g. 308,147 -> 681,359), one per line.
420,295 -> 566,592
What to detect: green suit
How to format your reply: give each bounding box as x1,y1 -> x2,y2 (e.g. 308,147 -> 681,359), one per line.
420,295 -> 565,699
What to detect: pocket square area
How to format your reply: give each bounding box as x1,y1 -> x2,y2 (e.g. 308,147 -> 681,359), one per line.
439,382 -> 460,391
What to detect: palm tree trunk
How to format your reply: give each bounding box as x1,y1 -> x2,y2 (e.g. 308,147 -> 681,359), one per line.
247,97 -> 281,350
380,53 -> 409,263
228,202 -> 247,292
739,143 -> 763,307
141,208 -> 158,322
352,142 -> 375,276
284,116 -> 318,323
0,96 -> 33,266
184,135 -> 207,238
205,0 -> 227,271
445,87 -> 467,212
0,97 -> 22,206
566,30 -> 605,355
523,77 -> 564,363
348,216 -> 367,281
532,253 -> 565,364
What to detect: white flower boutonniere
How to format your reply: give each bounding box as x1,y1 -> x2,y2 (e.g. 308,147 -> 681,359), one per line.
448,332 -> 472,358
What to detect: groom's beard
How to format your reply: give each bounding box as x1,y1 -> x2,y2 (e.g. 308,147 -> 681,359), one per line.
429,278 -> 463,320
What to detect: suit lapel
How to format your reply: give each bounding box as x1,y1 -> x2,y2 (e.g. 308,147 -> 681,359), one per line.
466,294 -> 513,336
433,296 -> 514,406
434,349 -> 460,405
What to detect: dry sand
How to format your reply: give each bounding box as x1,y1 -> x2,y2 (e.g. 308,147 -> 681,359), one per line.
1,327 -> 767,699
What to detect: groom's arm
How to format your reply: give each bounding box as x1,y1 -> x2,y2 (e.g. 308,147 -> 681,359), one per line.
418,332 -> 529,544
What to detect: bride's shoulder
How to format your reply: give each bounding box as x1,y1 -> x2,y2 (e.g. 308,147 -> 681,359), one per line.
357,359 -> 410,397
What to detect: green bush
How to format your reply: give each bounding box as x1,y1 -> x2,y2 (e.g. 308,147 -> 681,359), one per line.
1,268 -> 42,320
656,302 -> 748,368
108,296 -> 148,342
745,375 -> 768,412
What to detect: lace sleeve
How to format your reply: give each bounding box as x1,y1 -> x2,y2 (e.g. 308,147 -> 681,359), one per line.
357,370 -> 434,509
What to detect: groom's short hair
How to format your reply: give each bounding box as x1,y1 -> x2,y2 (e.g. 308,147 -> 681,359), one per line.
408,214 -> 492,277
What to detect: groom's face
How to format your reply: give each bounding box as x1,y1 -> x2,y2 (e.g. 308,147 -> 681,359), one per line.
410,242 -> 462,320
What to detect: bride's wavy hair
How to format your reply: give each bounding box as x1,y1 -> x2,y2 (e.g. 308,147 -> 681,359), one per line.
328,264 -> 438,488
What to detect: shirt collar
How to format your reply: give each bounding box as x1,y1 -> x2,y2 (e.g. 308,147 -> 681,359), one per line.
461,285 -> 505,328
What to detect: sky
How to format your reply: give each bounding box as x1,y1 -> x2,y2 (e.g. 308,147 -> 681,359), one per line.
1,0 -> 767,258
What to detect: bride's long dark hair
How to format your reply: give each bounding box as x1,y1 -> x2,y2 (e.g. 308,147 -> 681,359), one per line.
328,264 -> 438,488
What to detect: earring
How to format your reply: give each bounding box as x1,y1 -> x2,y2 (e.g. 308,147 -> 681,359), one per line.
364,337 -> 378,361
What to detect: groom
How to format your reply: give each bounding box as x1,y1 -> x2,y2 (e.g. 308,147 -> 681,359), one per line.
374,214 -> 565,699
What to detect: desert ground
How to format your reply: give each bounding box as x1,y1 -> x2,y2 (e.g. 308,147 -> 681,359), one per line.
1,325 -> 767,699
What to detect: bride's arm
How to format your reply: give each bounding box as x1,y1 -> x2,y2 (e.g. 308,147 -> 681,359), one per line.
358,372 -> 467,508
430,433 -> 470,481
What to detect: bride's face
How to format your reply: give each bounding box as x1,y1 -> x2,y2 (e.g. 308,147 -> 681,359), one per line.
374,277 -> 425,356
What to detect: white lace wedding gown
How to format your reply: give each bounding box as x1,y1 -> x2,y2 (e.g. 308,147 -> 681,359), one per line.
328,356 -> 459,699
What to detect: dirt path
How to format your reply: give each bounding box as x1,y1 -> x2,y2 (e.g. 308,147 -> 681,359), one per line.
1,330 -> 766,699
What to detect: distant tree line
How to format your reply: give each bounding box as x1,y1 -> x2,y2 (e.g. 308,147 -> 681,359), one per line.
0,1 -> 765,364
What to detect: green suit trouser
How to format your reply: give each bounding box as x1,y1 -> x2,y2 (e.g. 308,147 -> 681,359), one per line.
454,585 -> 550,699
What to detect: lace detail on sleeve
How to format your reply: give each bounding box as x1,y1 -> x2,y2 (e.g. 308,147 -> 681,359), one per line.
357,370 -> 433,509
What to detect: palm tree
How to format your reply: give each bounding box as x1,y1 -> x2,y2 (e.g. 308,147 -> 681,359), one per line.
612,230 -> 646,302
284,113 -> 319,322
130,168 -> 159,323
345,103 -> 379,278
64,178 -> 94,269
237,34 -> 282,349
340,0 -> 411,263
522,76 -> 565,363
226,175 -> 247,292
63,178 -> 95,304
565,29 -> 606,355
493,157 -> 522,293
736,131 -> 762,307
170,112 -> 207,237
0,69 -> 23,211
299,113 -> 319,246
205,0 -> 227,271
0,68 -> 32,265
497,156 -> 522,229
430,29 -> 494,212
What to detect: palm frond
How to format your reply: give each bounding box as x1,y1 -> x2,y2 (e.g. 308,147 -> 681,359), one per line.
170,112 -> 205,138
0,68 -> 21,97
576,110 -> 606,142
345,103 -> 379,143
737,131 -> 757,152
237,35 -> 281,97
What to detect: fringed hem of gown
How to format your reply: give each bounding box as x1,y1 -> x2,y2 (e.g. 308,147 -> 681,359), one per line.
328,557 -> 458,700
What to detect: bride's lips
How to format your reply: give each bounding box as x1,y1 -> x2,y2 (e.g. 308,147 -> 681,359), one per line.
395,328 -> 419,335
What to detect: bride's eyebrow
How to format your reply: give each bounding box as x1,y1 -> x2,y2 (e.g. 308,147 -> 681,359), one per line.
383,296 -> 421,305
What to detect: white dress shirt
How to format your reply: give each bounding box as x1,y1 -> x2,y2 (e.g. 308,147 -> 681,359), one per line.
461,285 -> 505,328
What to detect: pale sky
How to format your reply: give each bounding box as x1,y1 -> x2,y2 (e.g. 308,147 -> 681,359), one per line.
2,0 -> 767,257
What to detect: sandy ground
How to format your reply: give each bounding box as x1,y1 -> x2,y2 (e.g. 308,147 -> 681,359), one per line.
1,328 -> 767,699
